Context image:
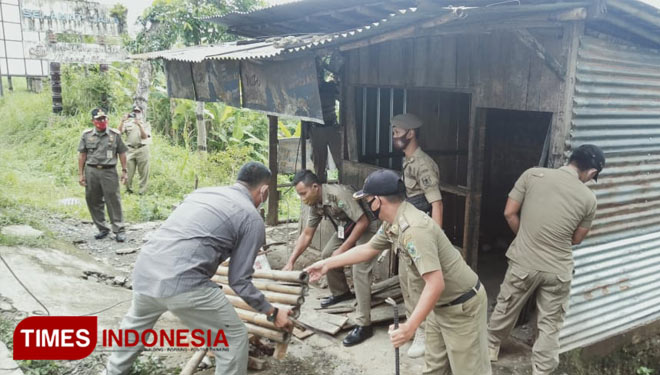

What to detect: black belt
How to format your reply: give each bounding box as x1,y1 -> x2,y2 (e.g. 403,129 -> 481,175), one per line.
128,144 -> 146,148
86,164 -> 115,169
440,280 -> 481,308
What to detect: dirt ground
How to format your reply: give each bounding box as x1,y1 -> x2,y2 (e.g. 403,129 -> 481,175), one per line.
0,212 -> 578,375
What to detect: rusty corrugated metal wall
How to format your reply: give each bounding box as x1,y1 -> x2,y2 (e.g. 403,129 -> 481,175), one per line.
560,34 -> 660,351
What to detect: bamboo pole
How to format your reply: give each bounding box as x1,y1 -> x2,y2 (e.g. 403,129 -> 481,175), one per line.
218,283 -> 304,305
216,266 -> 308,284
235,307 -> 277,330
212,275 -> 307,295
226,295 -> 300,319
180,349 -> 207,375
245,322 -> 289,343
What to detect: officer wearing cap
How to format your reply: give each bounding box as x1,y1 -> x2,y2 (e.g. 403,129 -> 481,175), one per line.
118,105 -> 151,194
488,144 -> 605,375
283,170 -> 378,346
78,108 -> 128,242
392,112 -> 444,357
306,170 -> 491,375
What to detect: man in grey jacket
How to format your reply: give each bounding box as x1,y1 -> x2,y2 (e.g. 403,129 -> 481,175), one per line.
106,162 -> 292,375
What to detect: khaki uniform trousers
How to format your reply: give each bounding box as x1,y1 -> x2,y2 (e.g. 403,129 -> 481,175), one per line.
424,286 -> 491,375
488,262 -> 571,375
126,145 -> 150,194
106,286 -> 249,375
320,232 -> 376,326
85,166 -> 124,234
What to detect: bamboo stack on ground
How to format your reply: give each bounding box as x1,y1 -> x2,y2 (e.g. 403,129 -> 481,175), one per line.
213,264 -> 309,359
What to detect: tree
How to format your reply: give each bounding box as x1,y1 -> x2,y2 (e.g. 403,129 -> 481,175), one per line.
110,4 -> 128,35
128,0 -> 262,152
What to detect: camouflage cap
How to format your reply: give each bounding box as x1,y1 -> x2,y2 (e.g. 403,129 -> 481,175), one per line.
391,113 -> 422,130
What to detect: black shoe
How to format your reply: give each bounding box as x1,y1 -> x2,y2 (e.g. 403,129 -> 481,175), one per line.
116,233 -> 126,242
320,292 -> 354,308
94,231 -> 110,240
343,325 -> 373,347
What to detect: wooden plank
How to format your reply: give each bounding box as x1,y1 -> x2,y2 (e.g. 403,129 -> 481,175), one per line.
273,342 -> 288,360
507,31 -> 532,111
293,327 -> 315,339
267,115 -> 279,226
515,29 -> 566,81
298,311 -> 349,335
549,22 -> 583,168
364,302 -> 406,324
314,305 -> 355,314
413,37 -> 429,87
462,105 -> 486,268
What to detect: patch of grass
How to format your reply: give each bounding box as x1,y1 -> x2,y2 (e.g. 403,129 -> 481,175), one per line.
0,84 -> 255,225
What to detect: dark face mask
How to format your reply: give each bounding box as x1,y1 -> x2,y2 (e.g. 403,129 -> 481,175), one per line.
367,197 -> 381,220
392,130 -> 411,151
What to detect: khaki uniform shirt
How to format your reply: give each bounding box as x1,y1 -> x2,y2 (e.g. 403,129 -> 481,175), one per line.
403,147 -> 442,203
506,166 -> 597,275
122,119 -> 152,148
78,128 -> 128,166
307,184 -> 378,233
369,202 -> 478,305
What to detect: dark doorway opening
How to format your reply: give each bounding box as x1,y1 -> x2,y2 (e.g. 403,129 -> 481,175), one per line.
477,109 -> 552,304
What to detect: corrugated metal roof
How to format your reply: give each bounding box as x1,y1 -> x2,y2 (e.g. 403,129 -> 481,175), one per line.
559,35 -> 660,352
133,7 -> 423,62
205,0 -> 417,38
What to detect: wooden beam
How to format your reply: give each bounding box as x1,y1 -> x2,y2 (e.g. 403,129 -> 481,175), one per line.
515,29 -> 566,81
549,22 -> 583,168
267,115 -> 279,226
462,106 -> 486,270
550,7 -> 587,21
301,121 -> 308,170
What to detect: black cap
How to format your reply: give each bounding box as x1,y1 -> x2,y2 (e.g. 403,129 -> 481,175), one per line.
353,169 -> 405,199
91,108 -> 107,119
570,144 -> 605,181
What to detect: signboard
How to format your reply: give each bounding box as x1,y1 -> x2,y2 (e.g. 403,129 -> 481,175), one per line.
0,0 -> 48,76
241,57 -> 324,124
21,0 -> 119,36
277,137 -> 314,174
24,41 -> 127,63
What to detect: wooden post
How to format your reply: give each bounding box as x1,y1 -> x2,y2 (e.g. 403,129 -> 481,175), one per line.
301,121 -> 308,170
0,63 -> 4,97
267,115 -> 279,226
99,64 -> 109,110
50,63 -> 62,114
196,101 -> 207,152
550,22 -> 583,168
462,107 -> 486,270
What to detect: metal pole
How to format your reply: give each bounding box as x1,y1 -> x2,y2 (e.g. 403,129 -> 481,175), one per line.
385,297 -> 400,375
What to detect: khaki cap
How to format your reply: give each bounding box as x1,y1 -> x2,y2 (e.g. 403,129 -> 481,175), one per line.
391,113 -> 422,129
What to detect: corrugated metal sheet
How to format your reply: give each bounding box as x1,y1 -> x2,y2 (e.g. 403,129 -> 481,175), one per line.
204,0 -> 417,38
560,34 -> 660,352
132,8 -> 422,62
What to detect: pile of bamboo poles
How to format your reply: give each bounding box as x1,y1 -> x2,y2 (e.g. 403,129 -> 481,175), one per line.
213,266 -> 309,357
